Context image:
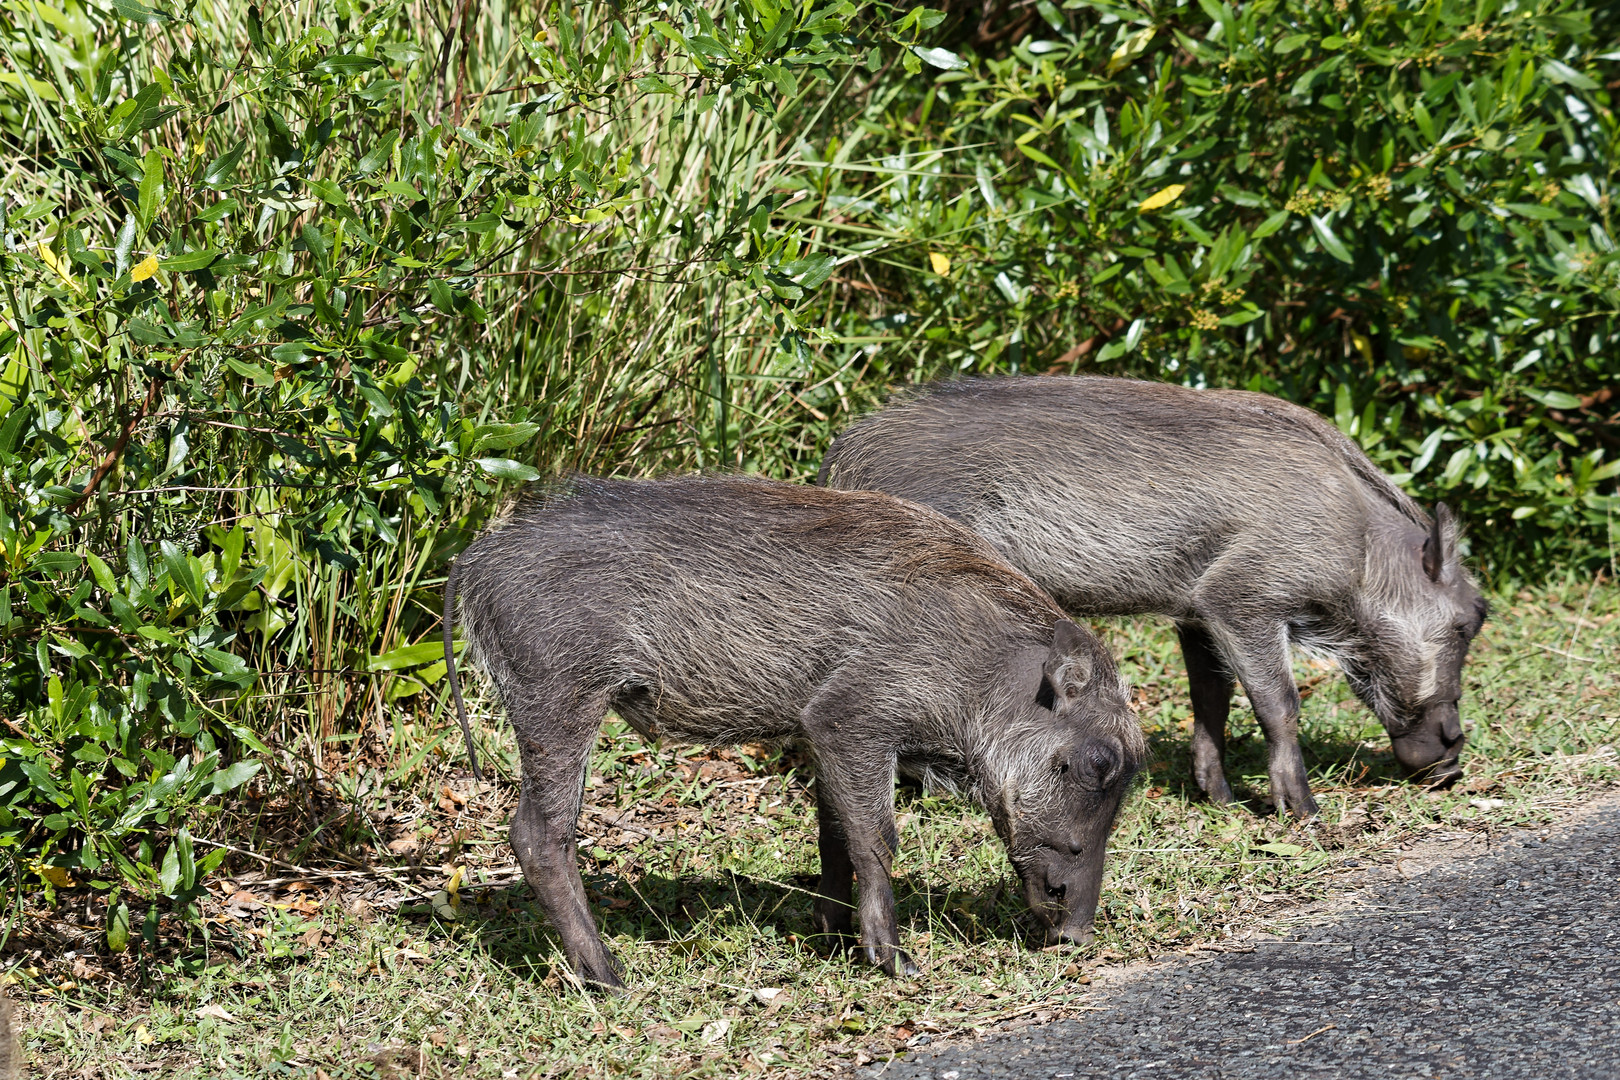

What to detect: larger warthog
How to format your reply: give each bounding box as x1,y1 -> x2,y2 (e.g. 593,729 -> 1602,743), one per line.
443,475 -> 1144,988
820,376 -> 1488,817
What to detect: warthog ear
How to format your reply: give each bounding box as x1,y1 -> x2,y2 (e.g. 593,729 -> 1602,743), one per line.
1040,620 -> 1093,714
1422,502 -> 1457,582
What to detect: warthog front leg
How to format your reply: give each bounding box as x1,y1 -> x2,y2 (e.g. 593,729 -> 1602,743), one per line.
1177,623 -> 1236,805
809,747 -> 919,977
1208,622 -> 1318,818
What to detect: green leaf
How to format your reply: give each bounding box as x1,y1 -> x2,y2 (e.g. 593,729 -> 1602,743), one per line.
356,130 -> 398,175
162,248 -> 218,272
1257,842 -> 1305,857
469,421 -> 542,454
63,228 -> 106,275
196,199 -> 239,223
427,278 -> 457,314
1523,388 -> 1583,410
112,0 -> 170,23
355,377 -> 394,416
176,829 -> 196,892
1090,262 -> 1123,284
306,178 -> 348,207
910,46 -> 967,71
202,141 -> 246,188
1540,60 -> 1597,90
87,553 -> 118,594
159,840 -> 181,895
1218,308 -> 1264,325
475,457 -> 540,481
160,539 -> 204,606
31,551 -> 82,574
225,357 -> 274,384
208,760 -> 261,794
126,536 -> 149,589
107,902 -> 131,953
314,54 -> 382,76
377,181 -> 423,201
137,149 -> 164,232
1412,101 -> 1436,144
1105,26 -> 1155,75
1274,33 -> 1309,53
301,222 -> 328,269
1308,214 -> 1354,263
367,640 -> 452,671
1251,210 -> 1291,239
1503,202 -> 1561,221
136,625 -> 181,646
1016,143 -> 1065,173
199,647 -> 255,688
114,215 -> 137,276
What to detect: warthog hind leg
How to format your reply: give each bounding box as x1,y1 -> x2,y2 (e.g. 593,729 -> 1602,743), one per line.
508,690 -> 623,988
812,782 -> 858,953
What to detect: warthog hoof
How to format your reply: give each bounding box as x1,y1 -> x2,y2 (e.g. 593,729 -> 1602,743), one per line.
863,944 -> 921,977
1045,924 -> 1095,948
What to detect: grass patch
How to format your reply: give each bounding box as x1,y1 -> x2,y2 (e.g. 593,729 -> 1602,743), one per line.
10,580 -> 1618,1078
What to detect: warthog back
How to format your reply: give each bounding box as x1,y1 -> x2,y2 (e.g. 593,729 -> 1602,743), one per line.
444,474 -> 1143,987
821,376 -> 1486,817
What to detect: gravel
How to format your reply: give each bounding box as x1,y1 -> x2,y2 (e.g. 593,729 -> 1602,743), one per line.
862,792 -> 1620,1080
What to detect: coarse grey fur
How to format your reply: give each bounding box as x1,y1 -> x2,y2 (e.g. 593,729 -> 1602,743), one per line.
0,991 -> 17,1080
443,474 -> 1145,988
820,376 -> 1488,817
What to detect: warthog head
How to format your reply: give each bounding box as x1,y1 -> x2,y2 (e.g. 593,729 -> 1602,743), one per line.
1337,504 -> 1488,787
993,622 -> 1142,947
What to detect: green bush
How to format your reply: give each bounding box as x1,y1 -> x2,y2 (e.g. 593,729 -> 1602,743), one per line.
0,0 -> 1614,917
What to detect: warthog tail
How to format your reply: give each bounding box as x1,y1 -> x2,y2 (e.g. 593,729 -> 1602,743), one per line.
442,563 -> 484,782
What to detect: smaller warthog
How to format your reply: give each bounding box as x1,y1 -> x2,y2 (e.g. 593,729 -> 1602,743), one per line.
444,475 -> 1143,988
821,376 -> 1489,817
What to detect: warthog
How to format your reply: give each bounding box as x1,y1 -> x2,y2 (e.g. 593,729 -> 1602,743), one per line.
443,475 -> 1143,987
821,376 -> 1488,817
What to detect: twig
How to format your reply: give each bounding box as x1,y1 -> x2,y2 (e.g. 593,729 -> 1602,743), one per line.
1532,642 -> 1600,663
1287,1023 -> 1337,1045
579,805 -> 663,840
191,837 -> 319,877
67,377 -> 161,512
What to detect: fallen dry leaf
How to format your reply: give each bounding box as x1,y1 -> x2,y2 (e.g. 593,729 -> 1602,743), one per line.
197,1004 -> 237,1022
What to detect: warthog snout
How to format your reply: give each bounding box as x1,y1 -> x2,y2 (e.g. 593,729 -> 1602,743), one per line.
1391,700 -> 1466,786
1023,853 -> 1105,947
1014,727 -> 1121,950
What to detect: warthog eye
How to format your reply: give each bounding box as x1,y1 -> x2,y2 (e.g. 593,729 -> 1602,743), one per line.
1046,882 -> 1067,901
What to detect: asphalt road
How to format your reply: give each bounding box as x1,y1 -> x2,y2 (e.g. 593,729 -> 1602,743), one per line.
863,792 -> 1620,1080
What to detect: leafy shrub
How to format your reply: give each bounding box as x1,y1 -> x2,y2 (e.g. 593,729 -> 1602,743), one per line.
0,0 -> 869,914
0,0 -> 1614,919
